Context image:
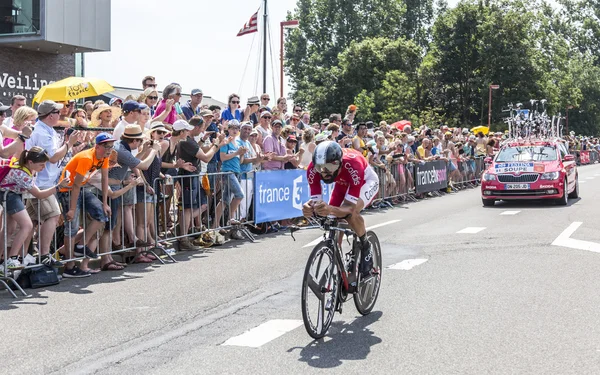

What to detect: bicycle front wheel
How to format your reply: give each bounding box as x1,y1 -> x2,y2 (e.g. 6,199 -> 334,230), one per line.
354,231 -> 382,315
301,241 -> 340,339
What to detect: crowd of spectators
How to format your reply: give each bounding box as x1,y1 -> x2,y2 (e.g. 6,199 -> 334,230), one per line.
0,75 -> 596,281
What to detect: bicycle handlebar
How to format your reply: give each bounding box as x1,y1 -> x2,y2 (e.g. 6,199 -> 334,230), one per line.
289,216 -> 355,241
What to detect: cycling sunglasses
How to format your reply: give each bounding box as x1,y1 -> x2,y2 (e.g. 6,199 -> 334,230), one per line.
315,161 -> 340,174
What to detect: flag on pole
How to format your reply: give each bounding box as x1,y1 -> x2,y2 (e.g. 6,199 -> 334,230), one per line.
237,10 -> 259,37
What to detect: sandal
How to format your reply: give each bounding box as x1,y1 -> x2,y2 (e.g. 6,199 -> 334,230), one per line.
81,268 -> 101,274
142,252 -> 157,260
102,261 -> 124,271
133,255 -> 153,263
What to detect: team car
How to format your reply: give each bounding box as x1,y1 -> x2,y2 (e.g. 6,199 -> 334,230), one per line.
481,140 -> 578,206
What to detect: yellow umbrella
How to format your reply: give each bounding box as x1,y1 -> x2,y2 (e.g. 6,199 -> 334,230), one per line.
470,125 -> 490,135
32,76 -> 114,104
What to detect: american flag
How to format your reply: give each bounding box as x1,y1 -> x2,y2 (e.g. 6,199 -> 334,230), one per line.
237,11 -> 259,37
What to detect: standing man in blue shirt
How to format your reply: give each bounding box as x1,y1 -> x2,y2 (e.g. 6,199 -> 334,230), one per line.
181,89 -> 203,120
213,121 -> 246,229
237,122 -> 263,222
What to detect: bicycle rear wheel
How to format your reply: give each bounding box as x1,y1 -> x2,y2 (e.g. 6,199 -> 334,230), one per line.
301,241 -> 340,339
354,231 -> 382,315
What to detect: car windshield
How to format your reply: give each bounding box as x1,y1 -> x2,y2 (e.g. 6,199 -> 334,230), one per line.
496,146 -> 557,162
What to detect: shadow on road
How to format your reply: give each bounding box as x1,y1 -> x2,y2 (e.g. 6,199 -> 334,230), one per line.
289,310 -> 383,368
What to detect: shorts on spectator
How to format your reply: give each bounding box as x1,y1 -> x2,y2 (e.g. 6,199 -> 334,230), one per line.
58,189 -> 108,238
122,185 -> 137,205
26,195 -> 61,222
448,161 -> 457,172
136,186 -> 157,204
106,185 -> 121,231
180,175 -> 207,209
222,173 -> 244,203
4,191 -> 24,215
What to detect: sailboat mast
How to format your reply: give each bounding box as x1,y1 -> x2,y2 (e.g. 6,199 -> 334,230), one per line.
263,0 -> 267,95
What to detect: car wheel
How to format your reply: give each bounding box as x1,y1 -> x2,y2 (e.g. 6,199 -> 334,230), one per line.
482,198 -> 495,207
556,178 -> 568,206
568,176 -> 579,199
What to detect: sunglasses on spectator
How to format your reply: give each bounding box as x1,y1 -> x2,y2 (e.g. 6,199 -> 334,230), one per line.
231,100 -> 240,104
146,84 -> 157,88
262,116 -> 272,119
174,92 -> 182,96
101,143 -> 114,149
156,130 -> 167,135
147,96 -> 158,100
262,97 -> 270,101
294,109 -> 302,113
50,110 -> 60,115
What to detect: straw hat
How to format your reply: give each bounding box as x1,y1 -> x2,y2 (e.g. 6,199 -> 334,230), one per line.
122,124 -> 145,139
89,104 -> 122,128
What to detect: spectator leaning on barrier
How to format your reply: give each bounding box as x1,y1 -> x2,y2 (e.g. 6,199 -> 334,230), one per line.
175,118 -> 229,250
2,94 -> 26,128
0,147 -> 71,270
256,110 -> 272,145
106,125 -> 162,263
181,88 -> 203,120
4,106 -> 37,154
238,122 -> 262,222
57,133 -> 114,278
214,120 -> 246,231
262,119 -> 290,170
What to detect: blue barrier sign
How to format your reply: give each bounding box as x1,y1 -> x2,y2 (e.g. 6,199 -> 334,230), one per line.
254,169 -> 333,223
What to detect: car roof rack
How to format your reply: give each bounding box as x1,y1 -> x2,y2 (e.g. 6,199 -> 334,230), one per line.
501,99 -> 566,145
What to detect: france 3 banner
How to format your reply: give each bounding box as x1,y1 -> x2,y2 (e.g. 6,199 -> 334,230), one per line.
414,160 -> 449,193
254,170 -> 333,223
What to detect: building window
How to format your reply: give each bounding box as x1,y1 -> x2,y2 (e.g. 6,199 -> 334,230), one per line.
0,0 -> 40,36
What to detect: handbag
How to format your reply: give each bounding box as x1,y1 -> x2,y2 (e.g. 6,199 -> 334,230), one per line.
20,265 -> 60,289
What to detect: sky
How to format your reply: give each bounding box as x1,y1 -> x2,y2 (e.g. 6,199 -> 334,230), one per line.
85,0 -> 299,104
85,0 -> 460,105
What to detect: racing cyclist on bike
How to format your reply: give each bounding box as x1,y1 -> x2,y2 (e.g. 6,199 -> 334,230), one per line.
302,141 -> 380,277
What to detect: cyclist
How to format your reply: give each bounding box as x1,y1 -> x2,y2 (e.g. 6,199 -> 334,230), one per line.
302,141 -> 379,277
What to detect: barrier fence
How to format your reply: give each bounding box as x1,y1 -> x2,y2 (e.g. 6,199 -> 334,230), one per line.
2,151 -> 594,298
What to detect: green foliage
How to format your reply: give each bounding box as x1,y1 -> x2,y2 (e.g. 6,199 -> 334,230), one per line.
285,0 -> 600,135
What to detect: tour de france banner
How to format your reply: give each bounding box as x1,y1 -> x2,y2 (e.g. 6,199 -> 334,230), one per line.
254,169 -> 333,223
414,160 -> 449,193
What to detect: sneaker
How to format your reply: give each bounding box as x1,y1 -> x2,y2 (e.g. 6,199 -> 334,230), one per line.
164,248 -> 176,256
62,266 -> 91,278
359,241 -> 374,278
74,245 -> 99,259
178,239 -> 200,251
230,229 -> 245,241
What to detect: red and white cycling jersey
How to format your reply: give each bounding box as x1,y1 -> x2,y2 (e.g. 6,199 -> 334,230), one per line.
307,148 -> 379,207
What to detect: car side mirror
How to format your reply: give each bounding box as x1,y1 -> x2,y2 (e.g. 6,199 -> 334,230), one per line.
563,154 -> 575,162
484,157 -> 492,163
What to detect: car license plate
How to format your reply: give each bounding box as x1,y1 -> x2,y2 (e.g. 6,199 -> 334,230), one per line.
505,184 -> 529,190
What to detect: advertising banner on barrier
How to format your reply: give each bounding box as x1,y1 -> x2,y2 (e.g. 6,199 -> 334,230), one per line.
254,170 -> 333,223
580,151 -> 590,165
414,160 -> 449,193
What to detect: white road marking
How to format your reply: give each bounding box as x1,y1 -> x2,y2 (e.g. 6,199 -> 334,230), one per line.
586,176 -> 595,179
580,181 -> 587,184
388,258 -> 428,270
222,319 -> 302,347
500,210 -> 521,215
303,220 -> 401,248
552,222 -> 600,253
456,227 -> 486,234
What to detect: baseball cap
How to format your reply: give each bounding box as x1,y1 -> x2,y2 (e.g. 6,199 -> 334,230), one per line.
445,131 -> 452,136
191,89 -> 203,96
240,121 -> 253,129
247,96 -> 260,105
0,102 -> 8,112
109,98 -> 123,106
287,134 -> 298,142
96,133 -> 115,144
228,120 -> 241,128
321,119 -> 330,125
272,119 -> 283,127
200,109 -> 213,117
260,111 -> 272,118
122,100 -> 141,113
173,119 -> 194,131
250,129 -> 259,136
37,100 -> 64,116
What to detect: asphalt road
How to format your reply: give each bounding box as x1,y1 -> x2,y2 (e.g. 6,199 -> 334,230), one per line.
4,164 -> 600,374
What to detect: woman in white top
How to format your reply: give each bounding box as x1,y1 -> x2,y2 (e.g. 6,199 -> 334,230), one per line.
299,128 -> 316,169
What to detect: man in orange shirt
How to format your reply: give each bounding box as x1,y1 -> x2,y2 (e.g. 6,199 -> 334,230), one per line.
57,133 -> 114,278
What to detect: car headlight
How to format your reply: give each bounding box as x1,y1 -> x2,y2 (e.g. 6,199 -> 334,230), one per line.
541,171 -> 560,180
483,173 -> 497,181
